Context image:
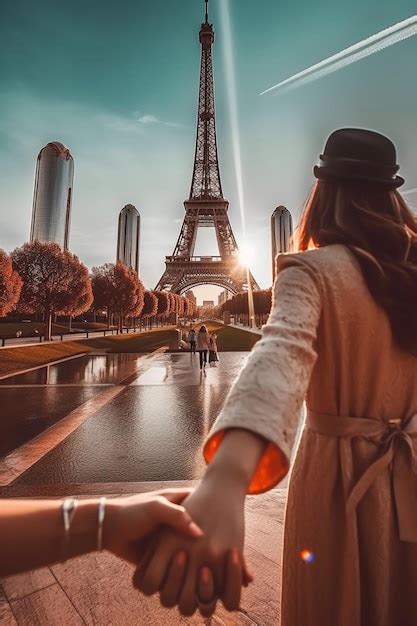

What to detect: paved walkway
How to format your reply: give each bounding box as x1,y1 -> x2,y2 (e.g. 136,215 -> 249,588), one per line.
0,482 -> 286,625
0,351 -> 287,624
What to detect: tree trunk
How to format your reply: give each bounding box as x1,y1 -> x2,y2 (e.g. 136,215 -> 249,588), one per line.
45,308 -> 52,341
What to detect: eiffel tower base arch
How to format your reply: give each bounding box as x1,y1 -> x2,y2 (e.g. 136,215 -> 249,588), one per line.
156,257 -> 256,295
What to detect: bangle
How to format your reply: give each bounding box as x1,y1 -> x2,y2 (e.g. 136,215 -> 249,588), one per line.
61,497 -> 78,561
97,497 -> 106,551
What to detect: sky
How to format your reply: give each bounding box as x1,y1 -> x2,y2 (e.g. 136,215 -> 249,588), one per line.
0,0 -> 416,304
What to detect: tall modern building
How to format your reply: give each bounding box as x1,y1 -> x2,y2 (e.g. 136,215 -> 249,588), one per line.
30,141 -> 74,250
271,206 -> 293,281
116,204 -> 140,274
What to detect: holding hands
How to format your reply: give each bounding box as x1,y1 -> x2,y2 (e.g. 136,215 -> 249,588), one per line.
132,428 -> 267,617
133,475 -> 251,617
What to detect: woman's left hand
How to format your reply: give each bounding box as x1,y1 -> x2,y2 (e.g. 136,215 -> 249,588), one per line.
133,474 -> 250,617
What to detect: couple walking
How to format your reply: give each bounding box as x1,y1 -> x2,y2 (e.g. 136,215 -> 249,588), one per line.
3,129 -> 417,626
188,326 -> 218,369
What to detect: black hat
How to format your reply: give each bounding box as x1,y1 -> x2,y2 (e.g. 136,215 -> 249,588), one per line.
313,128 -> 404,188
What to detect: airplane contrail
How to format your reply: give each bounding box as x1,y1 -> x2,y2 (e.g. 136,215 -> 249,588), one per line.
260,15 -> 417,96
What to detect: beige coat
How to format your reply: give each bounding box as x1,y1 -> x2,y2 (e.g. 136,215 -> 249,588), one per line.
204,244 -> 417,626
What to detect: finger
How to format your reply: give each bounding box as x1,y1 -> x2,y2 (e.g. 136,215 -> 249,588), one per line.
197,566 -> 217,619
137,543 -> 176,596
178,561 -> 199,617
198,566 -> 215,602
132,538 -> 158,590
154,488 -> 194,504
159,551 -> 188,608
242,555 -> 254,586
149,499 -> 204,539
222,549 -> 243,612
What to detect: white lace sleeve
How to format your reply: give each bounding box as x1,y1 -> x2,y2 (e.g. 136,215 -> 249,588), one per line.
204,255 -> 322,490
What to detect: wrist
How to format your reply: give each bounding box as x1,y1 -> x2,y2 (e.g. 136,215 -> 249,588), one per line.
204,461 -> 249,497
102,499 -> 120,551
204,428 -> 267,493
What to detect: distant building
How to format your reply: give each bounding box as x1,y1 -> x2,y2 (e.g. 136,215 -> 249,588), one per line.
202,300 -> 214,308
117,204 -> 140,273
30,141 -> 74,250
218,290 -> 229,306
185,290 -> 197,305
271,206 -> 293,281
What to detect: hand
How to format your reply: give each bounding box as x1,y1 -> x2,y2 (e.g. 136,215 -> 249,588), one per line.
103,489 -> 203,564
133,474 -> 250,617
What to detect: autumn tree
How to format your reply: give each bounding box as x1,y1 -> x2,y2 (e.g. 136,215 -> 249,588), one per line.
91,262 -> 144,332
154,291 -> 169,326
141,290 -> 158,329
12,241 -> 93,341
0,249 -> 22,317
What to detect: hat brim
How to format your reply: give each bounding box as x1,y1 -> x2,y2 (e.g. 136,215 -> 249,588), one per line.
313,165 -> 404,189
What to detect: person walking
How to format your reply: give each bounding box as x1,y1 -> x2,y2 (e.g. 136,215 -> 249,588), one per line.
135,129 -> 417,626
208,333 -> 219,366
197,325 -> 210,370
187,328 -> 197,354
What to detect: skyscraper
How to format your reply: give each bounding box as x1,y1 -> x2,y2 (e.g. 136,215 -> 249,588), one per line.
271,206 -> 293,280
30,141 -> 74,250
116,204 -> 140,274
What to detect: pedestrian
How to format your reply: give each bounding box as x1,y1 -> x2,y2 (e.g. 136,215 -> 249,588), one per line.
136,128 -> 417,626
196,325 -> 210,369
187,327 -> 197,354
208,333 -> 219,366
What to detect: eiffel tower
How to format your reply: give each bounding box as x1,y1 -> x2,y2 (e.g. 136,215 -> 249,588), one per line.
155,0 -> 259,295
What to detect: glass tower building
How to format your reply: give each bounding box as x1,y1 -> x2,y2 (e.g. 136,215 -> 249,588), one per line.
30,141 -> 74,250
271,206 -> 293,280
117,204 -> 140,274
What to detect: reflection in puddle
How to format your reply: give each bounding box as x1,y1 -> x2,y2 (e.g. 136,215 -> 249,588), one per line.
134,366 -> 168,385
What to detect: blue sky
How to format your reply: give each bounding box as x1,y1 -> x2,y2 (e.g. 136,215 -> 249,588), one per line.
0,0 -> 416,303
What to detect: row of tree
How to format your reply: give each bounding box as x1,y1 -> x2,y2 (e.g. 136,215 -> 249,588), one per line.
0,241 -> 196,340
213,289 -> 272,327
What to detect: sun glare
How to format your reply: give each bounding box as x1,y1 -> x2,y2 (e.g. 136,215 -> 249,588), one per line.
238,244 -> 254,267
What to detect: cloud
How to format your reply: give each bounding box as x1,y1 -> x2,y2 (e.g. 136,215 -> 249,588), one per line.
137,113 -> 189,129
138,114 -> 159,124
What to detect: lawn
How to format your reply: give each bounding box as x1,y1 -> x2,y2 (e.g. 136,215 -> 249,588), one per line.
204,322 -> 260,351
0,323 -> 258,378
0,328 -> 178,377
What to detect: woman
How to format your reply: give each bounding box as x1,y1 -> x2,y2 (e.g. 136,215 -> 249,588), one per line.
0,489 -> 204,577
135,128 -> 417,625
208,333 -> 219,366
197,325 -> 210,370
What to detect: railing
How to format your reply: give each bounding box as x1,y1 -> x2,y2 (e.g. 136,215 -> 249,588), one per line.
0,327 -> 120,347
165,256 -> 230,263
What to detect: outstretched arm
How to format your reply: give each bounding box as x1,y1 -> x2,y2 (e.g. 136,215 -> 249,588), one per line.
0,489 -> 202,577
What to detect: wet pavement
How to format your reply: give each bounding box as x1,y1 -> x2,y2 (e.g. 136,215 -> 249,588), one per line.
0,352 -> 248,490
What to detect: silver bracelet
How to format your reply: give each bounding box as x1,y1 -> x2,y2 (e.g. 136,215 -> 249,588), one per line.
97,497 -> 106,551
61,497 -> 78,560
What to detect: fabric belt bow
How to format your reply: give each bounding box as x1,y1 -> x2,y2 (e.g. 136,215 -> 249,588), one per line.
306,410 -> 417,542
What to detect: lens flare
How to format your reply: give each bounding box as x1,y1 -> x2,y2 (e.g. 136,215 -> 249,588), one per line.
219,1 -> 256,328
300,549 -> 315,564
219,0 -> 246,234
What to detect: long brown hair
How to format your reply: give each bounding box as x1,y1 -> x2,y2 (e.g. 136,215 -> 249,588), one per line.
295,180 -> 417,353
